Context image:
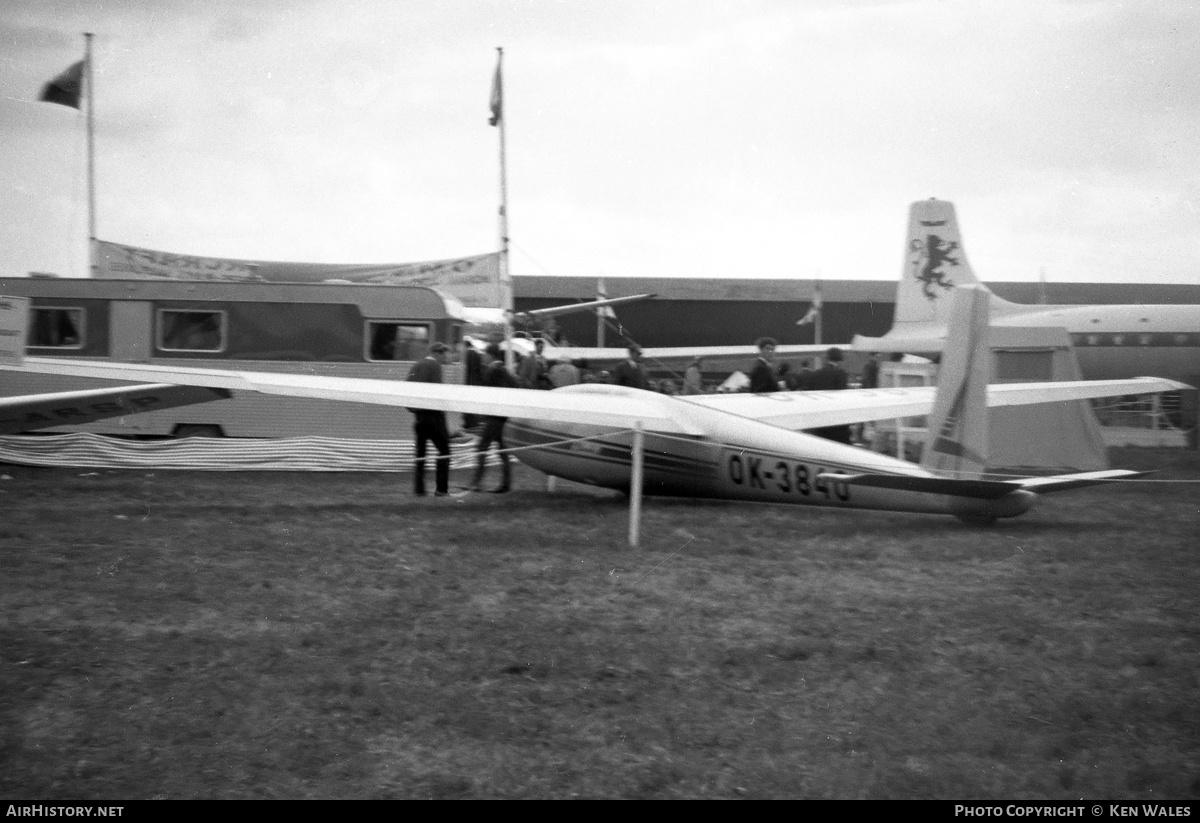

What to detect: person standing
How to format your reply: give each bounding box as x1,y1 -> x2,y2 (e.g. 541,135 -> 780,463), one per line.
682,358 -> 705,395
860,351 -> 881,389
406,342 -> 453,496
612,343 -> 650,390
807,347 -> 852,444
462,340 -> 485,431
808,347 -> 850,391
748,337 -> 779,393
518,338 -> 550,389
792,358 -> 817,390
854,351 -> 882,444
469,343 -> 520,493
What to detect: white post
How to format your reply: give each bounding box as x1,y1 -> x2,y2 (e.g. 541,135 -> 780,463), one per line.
628,422 -> 644,548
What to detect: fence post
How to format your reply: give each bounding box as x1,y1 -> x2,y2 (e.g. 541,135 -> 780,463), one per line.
628,422 -> 644,548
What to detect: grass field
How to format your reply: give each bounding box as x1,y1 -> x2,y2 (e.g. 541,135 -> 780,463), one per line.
2,447 -> 1198,799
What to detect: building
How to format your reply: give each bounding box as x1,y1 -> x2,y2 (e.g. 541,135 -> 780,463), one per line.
514,277 -> 1200,348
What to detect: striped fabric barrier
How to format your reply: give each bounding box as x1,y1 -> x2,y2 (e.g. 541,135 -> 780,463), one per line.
0,433 -> 495,472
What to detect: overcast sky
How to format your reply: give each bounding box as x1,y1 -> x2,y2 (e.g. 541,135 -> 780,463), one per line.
1,0 -> 1197,286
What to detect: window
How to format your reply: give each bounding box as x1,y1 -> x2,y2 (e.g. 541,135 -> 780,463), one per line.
158,309 -> 225,352
29,306 -> 84,348
367,322 -> 430,361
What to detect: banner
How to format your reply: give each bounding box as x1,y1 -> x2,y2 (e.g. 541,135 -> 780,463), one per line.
95,240 -> 260,281
0,432 -> 491,472
94,240 -> 504,307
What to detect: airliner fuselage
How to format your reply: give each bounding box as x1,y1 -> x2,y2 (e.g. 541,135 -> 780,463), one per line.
992,303 -> 1200,383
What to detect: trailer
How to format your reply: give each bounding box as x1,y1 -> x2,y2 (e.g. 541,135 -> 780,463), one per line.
0,277 -> 468,439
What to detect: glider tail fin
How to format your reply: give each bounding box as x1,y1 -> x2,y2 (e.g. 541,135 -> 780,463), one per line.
920,285 -> 991,479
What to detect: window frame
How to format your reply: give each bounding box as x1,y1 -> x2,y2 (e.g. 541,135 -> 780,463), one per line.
27,304 -> 86,350
156,308 -> 229,354
365,321 -> 433,362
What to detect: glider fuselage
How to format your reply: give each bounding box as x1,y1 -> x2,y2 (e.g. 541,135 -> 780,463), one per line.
506,387 -> 1035,521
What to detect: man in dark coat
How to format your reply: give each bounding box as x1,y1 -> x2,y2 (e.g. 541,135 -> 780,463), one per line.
808,347 -> 850,391
461,341 -> 484,430
470,343 -> 520,493
406,342 -> 453,496
860,351 -> 881,389
807,347 -> 852,443
612,343 -> 650,390
748,337 -> 779,393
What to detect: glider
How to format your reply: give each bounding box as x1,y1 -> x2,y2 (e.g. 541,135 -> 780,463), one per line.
0,286 -> 1185,531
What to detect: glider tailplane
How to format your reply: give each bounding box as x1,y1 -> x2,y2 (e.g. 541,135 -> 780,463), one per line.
1013,469 -> 1147,495
919,285 -> 991,480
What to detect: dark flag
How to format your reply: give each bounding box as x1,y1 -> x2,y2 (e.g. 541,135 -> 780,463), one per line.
488,57 -> 502,126
40,60 -> 84,109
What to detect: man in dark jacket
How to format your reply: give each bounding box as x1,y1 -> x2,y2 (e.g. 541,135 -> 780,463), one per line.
407,342 -> 453,496
808,347 -> 850,391
461,341 -> 484,430
860,351 -> 881,389
748,337 -> 779,393
807,347 -> 852,443
469,343 -> 520,493
612,343 -> 650,390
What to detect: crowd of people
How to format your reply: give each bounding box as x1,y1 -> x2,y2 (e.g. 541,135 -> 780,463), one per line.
748,337 -> 856,443
404,336 -> 883,495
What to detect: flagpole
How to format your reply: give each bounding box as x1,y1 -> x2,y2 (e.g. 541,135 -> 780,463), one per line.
84,32 -> 96,275
596,277 -> 606,348
814,277 -> 822,346
492,47 -> 514,369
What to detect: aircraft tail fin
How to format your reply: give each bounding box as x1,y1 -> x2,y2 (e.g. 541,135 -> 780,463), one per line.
920,285 -> 991,479
894,199 -> 1018,328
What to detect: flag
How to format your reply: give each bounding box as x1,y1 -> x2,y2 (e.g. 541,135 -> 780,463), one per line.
488,56 -> 503,126
40,60 -> 84,109
796,285 -> 822,326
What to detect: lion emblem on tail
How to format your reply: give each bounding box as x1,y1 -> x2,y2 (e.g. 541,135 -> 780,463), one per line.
910,232 -> 959,300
